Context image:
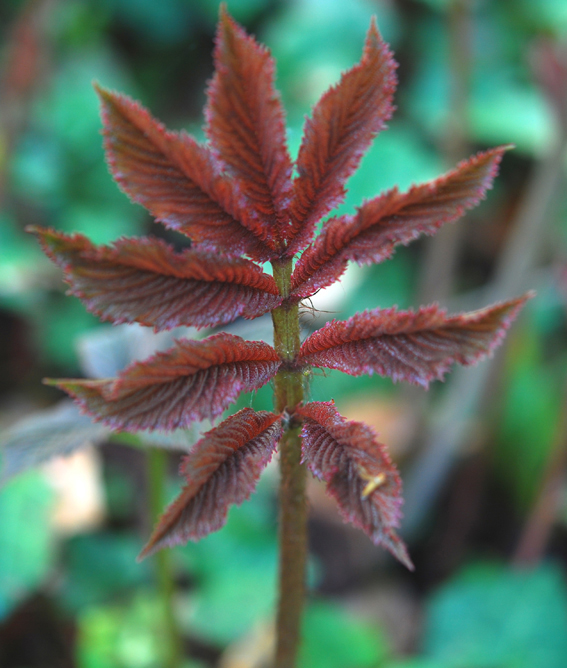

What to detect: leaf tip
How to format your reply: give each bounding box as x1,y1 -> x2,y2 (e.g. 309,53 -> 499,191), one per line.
383,530 -> 414,571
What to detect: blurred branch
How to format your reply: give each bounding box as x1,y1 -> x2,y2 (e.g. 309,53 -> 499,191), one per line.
146,449 -> 183,668
418,0 -> 472,304
0,0 -> 53,208
513,382 -> 567,567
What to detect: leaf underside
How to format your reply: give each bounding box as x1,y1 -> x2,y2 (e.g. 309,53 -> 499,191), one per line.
96,85 -> 276,261
297,401 -> 412,570
139,408 -> 283,558
29,226 -> 281,330
286,17 -> 397,256
48,334 -> 281,432
299,296 -> 530,387
291,147 -> 508,298
206,6 -> 293,248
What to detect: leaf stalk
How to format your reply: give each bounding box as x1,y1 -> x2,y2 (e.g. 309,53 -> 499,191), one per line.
271,258 -> 307,668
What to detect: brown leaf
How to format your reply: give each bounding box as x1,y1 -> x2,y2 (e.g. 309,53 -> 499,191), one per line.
29,226 -> 281,330
139,408 -> 283,558
206,6 -> 293,247
286,18 -> 397,256
291,147 -> 509,298
297,401 -> 412,569
299,296 -> 530,387
47,334 -> 281,431
96,85 -> 277,261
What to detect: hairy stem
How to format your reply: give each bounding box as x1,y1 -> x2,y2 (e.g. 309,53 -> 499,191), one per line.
272,259 -> 306,668
147,448 -> 183,668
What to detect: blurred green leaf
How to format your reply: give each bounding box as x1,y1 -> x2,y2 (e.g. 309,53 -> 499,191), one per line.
60,532 -> 152,612
300,601 -> 389,668
177,476 -> 278,644
0,471 -> 55,620
109,0 -> 194,45
77,590 -> 203,668
421,562 -> 567,668
495,322 -> 563,507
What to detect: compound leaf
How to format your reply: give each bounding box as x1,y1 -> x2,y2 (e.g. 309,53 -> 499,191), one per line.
139,408 -> 283,558
48,334 -> 281,431
297,401 -> 412,569
299,297 -> 529,387
96,85 -> 277,261
287,18 -> 396,255
206,6 -> 293,247
291,147 -> 508,298
30,226 -> 281,330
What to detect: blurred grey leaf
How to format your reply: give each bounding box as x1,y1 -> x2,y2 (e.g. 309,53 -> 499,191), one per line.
0,401 -> 109,482
76,323 -> 199,379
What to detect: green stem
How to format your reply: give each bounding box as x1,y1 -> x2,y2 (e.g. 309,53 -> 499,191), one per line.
146,448 -> 183,668
271,259 -> 307,668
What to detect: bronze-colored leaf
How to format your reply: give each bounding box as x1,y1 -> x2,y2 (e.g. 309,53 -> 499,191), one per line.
206,6 -> 293,247
286,18 -> 396,255
299,297 -> 530,387
30,226 -> 281,330
291,148 -> 508,298
139,408 -> 283,558
48,334 -> 281,431
298,401 -> 412,569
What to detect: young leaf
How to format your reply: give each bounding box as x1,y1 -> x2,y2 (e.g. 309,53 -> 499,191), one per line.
96,85 -> 277,261
286,18 -> 397,256
29,226 -> 282,330
291,147 -> 508,298
297,401 -> 412,570
47,334 -> 281,431
299,296 -> 529,388
139,408 -> 283,558
205,6 -> 293,247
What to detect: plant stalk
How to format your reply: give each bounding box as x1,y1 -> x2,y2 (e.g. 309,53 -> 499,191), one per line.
147,448 -> 183,668
272,259 -> 307,668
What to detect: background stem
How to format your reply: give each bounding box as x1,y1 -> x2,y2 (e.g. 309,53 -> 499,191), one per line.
146,448 -> 183,668
272,259 -> 307,668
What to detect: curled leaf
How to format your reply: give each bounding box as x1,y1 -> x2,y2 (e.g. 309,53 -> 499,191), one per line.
96,85 -> 277,261
48,334 -> 281,431
297,401 -> 412,569
139,408 -> 283,558
206,6 -> 293,247
299,296 -> 530,387
29,226 -> 281,330
291,147 -> 508,298
287,18 -> 397,255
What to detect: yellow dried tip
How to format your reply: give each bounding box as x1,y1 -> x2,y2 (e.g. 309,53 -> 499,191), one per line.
359,469 -> 386,498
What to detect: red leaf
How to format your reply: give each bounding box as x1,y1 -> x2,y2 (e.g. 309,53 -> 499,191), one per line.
297,401 -> 412,569
95,85 -> 277,261
139,408 -> 283,558
286,18 -> 397,256
299,296 -> 530,387
291,147 -> 508,298
29,226 -> 282,330
205,7 -> 293,247
47,334 -> 281,431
